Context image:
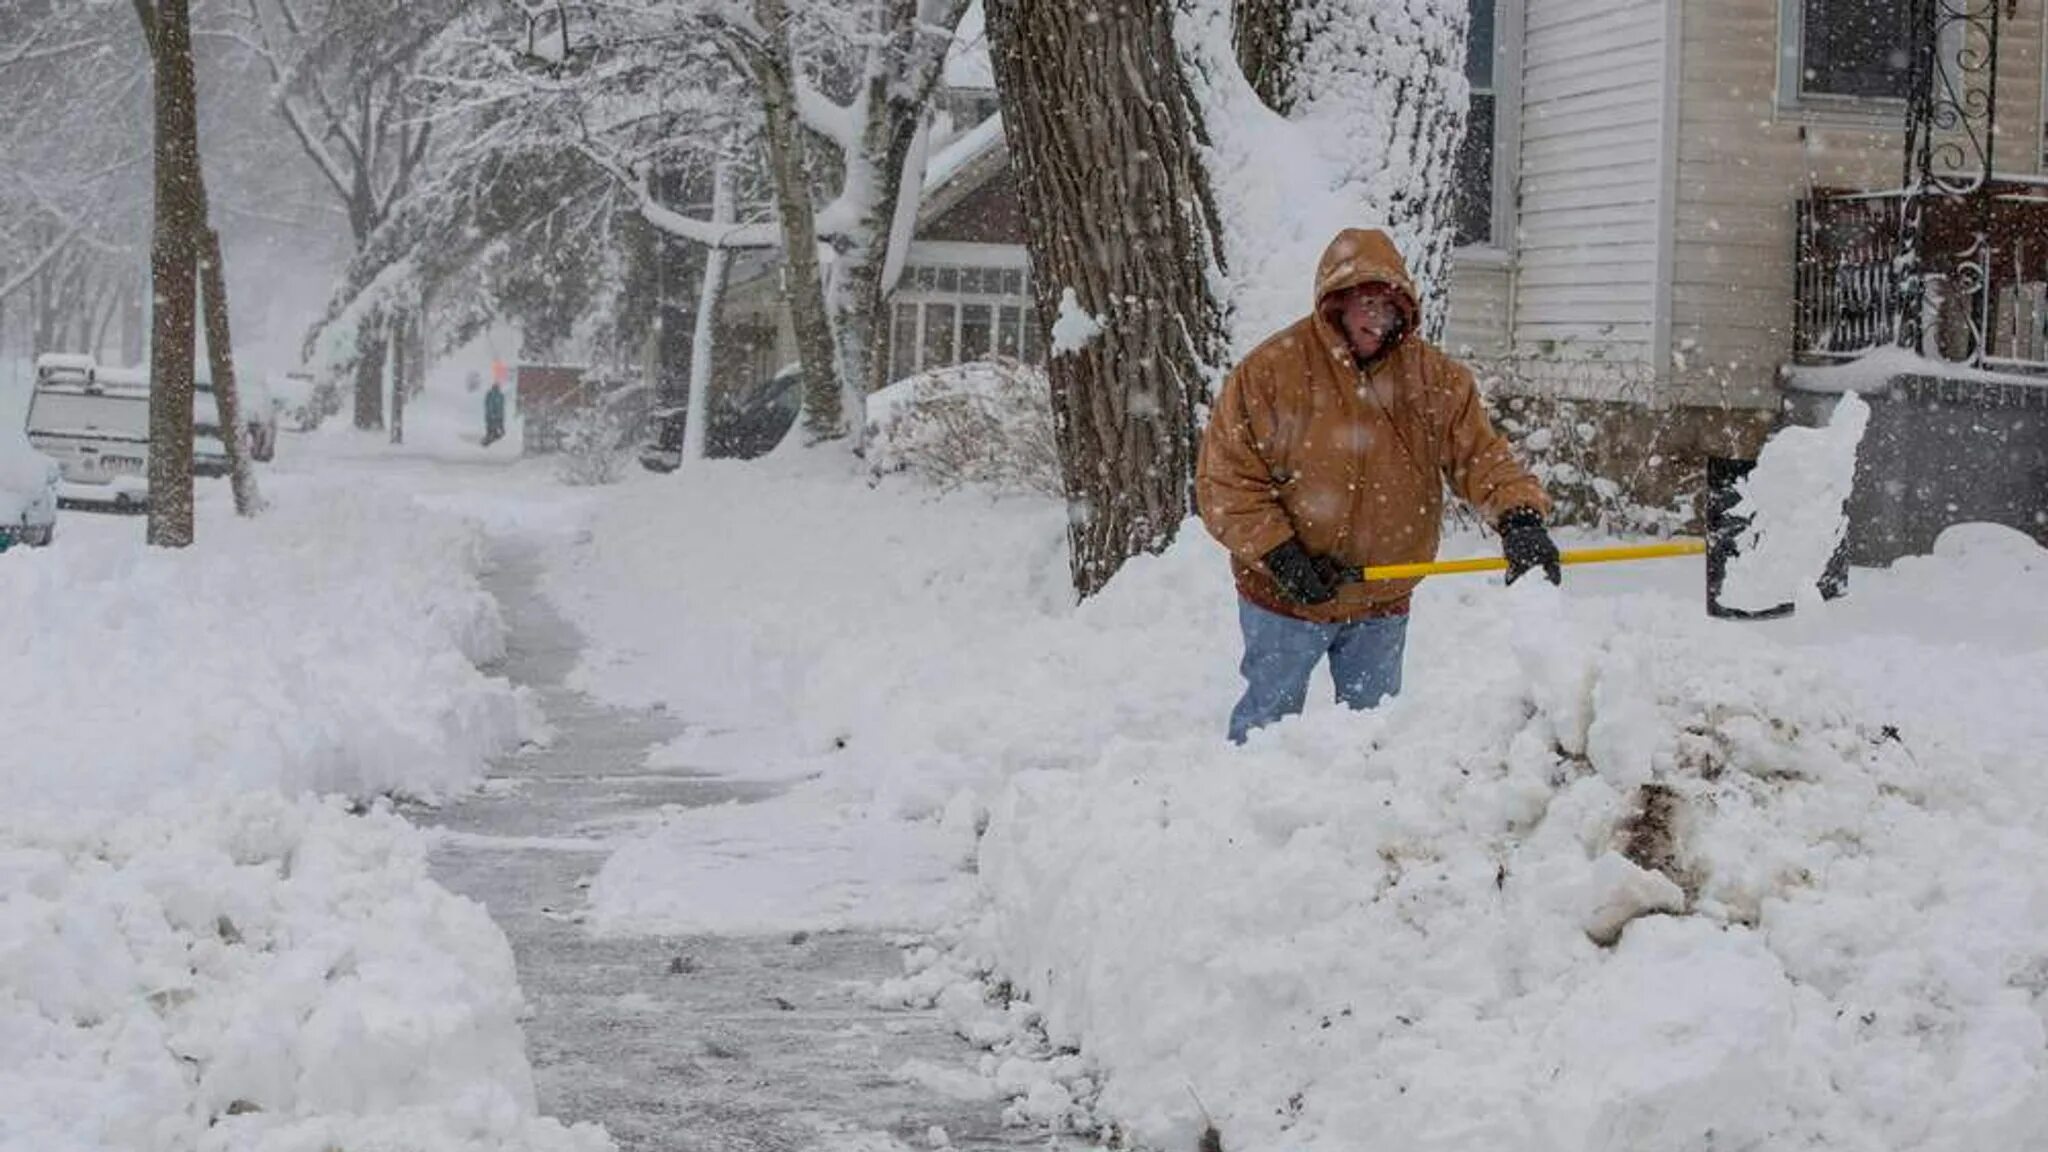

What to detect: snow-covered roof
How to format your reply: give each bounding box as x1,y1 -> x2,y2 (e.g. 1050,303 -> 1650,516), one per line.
923,112 -> 1004,197
33,353 -> 96,373
943,1 -> 992,90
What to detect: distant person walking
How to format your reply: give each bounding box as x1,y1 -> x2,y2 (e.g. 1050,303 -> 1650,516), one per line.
483,381 -> 506,447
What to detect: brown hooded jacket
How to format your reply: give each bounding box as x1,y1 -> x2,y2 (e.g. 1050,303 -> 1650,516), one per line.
1196,228 -> 1549,622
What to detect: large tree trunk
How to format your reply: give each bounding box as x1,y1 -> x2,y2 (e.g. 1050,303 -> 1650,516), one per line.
751,0 -> 842,444
353,309 -> 388,430
144,0 -> 203,548
1268,0 -> 1470,337
988,0 -> 1229,599
683,158 -> 736,466
199,225 -> 264,516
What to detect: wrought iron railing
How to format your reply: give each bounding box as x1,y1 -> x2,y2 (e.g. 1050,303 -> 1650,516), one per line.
1795,180 -> 2048,371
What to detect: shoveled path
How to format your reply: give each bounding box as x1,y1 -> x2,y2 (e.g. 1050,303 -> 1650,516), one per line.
411,542 -> 1039,1152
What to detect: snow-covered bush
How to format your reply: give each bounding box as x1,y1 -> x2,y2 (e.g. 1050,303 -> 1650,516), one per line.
1470,357 -> 1742,537
554,405 -> 628,486
867,359 -> 1061,498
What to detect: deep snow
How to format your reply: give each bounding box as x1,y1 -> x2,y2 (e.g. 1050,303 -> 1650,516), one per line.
546,447 -> 2048,1151
0,439 -> 602,1152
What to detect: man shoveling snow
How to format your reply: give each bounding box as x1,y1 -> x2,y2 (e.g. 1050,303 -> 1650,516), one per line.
1197,227 -> 1556,742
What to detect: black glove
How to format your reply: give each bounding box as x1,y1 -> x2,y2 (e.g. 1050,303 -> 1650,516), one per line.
1261,538 -> 1339,605
1498,507 -> 1561,586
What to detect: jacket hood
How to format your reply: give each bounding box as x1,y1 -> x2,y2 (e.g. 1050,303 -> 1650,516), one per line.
1312,228 -> 1421,342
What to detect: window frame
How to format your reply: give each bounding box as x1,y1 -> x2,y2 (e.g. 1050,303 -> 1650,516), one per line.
1776,0 -> 1912,124
1455,0 -> 1516,258
884,244 -> 1038,382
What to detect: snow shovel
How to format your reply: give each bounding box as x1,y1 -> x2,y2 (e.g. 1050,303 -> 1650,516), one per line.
1335,538 -> 1706,584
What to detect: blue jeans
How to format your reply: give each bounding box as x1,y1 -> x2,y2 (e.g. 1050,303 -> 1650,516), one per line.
1229,598 -> 1409,743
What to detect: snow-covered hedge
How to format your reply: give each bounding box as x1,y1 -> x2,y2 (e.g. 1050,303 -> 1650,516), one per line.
866,360 -> 1061,499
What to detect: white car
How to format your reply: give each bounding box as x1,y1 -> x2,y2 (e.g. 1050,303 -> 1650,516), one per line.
0,426 -> 59,550
25,356 -> 231,508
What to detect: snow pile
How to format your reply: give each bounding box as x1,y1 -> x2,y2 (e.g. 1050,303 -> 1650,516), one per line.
0,791 -> 609,1152
1720,392 -> 1869,612
961,572 -> 2048,1150
0,480 -> 532,815
0,479 -> 594,1150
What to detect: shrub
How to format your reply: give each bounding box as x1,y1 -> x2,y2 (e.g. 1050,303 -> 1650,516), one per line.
867,359 -> 1062,499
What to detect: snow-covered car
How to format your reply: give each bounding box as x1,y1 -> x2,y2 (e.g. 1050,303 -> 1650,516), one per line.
0,426 -> 59,550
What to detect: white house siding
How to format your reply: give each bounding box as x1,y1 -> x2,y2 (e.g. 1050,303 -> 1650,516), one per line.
1670,0 -> 2044,408
1444,252 -> 1513,359
1511,0 -> 1675,399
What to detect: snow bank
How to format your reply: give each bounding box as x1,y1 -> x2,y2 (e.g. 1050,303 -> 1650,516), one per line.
0,791 -> 608,1152
967,576 -> 2048,1148
0,478 -> 583,1150
553,449 -> 2048,1150
0,480 -> 531,814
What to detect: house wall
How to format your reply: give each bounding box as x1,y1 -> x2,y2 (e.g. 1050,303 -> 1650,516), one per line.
1507,0 -> 1676,397
1669,0 -> 2046,408
1444,252 -> 1513,358
919,169 -> 1026,245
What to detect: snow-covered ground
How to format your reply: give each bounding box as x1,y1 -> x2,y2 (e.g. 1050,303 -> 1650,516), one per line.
545,448 -> 2048,1151
12,369 -> 2048,1151
0,436 -> 606,1151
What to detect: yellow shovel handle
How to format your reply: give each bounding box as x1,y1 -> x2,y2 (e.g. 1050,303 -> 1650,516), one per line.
1355,538 -> 1706,583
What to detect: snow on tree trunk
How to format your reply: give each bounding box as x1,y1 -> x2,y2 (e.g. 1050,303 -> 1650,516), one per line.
1233,0 -> 1296,113
1293,0 -> 1469,337
987,0 -> 1229,600
683,158 -> 736,467
823,0 -> 968,452
1178,0 -> 1471,349
199,224 -> 264,516
751,0 -> 843,444
143,0 -> 202,548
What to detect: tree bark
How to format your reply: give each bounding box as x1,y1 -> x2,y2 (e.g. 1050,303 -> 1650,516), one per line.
1234,0 -> 1296,114
353,309 -> 387,430
144,0 -> 202,547
199,225 -> 264,516
987,0 -> 1229,599
750,0 -> 842,444
389,312 -> 408,446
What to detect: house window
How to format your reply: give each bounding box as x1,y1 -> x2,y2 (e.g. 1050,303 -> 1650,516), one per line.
1454,0 -> 1499,248
885,263 -> 1040,382
1783,0 -> 1914,108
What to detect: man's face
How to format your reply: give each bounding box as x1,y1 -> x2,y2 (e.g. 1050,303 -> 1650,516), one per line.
1329,286 -> 1405,361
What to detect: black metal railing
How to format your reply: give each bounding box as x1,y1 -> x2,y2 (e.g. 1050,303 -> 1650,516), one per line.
1795,180 -> 2048,371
